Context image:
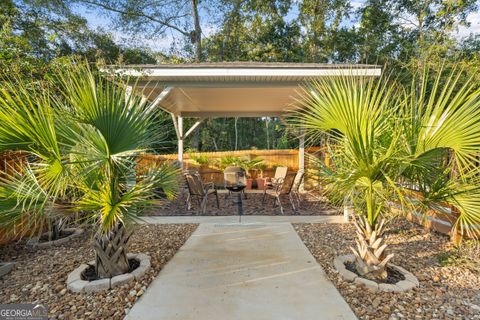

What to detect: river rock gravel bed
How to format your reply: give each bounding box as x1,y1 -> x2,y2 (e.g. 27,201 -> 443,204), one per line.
294,219 -> 480,320
0,224 -> 197,319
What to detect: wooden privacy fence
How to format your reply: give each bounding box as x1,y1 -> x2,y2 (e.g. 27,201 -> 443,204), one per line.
0,152 -> 29,245
0,151 -> 27,178
141,148 -> 322,169
139,147 -> 324,186
0,149 -> 472,245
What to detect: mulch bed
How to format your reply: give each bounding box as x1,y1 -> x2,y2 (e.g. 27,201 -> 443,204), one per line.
0,224 -> 197,320
294,218 -> 480,320
148,191 -> 341,216
344,261 -> 406,284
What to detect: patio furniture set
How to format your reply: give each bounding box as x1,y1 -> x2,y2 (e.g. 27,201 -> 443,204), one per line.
183,166 -> 305,215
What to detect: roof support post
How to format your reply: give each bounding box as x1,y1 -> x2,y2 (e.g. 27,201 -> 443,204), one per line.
171,115 -> 204,168
184,119 -> 204,139
177,116 -> 184,165
299,132 -> 305,192
149,86 -> 173,113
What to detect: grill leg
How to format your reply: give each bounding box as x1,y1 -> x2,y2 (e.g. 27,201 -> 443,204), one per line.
237,192 -> 243,216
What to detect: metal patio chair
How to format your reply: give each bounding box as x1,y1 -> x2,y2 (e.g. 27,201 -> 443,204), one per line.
262,166 -> 288,202
262,172 -> 297,214
184,171 -> 220,215
264,166 -> 288,190
291,171 -> 305,209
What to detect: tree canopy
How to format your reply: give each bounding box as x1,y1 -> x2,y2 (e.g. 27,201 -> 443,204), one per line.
1,0 -> 479,152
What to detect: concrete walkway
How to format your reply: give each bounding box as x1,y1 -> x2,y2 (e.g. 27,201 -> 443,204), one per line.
126,223 -> 356,320
140,215 -> 345,224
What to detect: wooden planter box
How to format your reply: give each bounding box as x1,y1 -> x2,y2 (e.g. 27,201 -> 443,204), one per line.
392,190 -> 467,244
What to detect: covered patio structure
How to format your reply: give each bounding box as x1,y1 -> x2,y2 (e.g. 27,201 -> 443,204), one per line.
116,62 -> 381,173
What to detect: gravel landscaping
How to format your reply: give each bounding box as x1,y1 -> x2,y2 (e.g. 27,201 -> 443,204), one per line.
149,191 -> 340,216
294,218 -> 480,320
0,224 -> 197,319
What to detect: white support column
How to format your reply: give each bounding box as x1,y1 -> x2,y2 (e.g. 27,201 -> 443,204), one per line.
170,115 -> 204,169
298,133 -> 305,192
148,86 -> 172,113
177,116 -> 184,165
184,119 -> 204,138
298,134 -> 305,173
125,85 -> 133,109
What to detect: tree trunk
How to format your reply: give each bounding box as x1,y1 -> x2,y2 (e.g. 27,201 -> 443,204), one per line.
234,117 -> 238,150
350,216 -> 394,280
94,222 -> 132,278
191,0 -> 202,62
47,207 -> 65,241
47,215 -> 60,242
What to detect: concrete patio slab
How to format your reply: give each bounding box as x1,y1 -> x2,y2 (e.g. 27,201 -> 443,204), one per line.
125,223 -> 356,320
139,215 -> 345,224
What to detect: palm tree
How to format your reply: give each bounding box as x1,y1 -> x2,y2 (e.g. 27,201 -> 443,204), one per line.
0,60 -> 178,278
288,67 -> 480,280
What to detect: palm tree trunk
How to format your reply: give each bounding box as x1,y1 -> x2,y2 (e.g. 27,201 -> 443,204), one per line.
94,222 -> 132,278
351,216 -> 393,280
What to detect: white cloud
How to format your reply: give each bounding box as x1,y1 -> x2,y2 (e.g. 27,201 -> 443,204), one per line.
457,11 -> 480,38
350,0 -> 364,10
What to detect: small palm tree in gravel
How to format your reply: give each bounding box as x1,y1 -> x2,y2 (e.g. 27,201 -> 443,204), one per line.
0,60 -> 178,278
288,67 -> 480,280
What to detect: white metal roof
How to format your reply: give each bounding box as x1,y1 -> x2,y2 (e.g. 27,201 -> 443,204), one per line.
114,63 -> 381,117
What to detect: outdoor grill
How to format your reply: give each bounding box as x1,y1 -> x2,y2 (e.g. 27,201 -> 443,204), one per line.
224,166 -> 246,191
224,166 -> 246,219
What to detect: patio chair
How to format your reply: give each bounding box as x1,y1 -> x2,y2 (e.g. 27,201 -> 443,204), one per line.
268,166 -> 288,187
181,169 -> 200,207
262,172 -> 297,214
184,171 -> 220,214
291,171 -> 305,209
262,166 -> 288,199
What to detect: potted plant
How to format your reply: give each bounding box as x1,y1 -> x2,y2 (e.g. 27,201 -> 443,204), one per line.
255,163 -> 268,190
240,158 -> 263,189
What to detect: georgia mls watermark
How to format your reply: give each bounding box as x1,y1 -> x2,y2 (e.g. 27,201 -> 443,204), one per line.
0,304 -> 48,320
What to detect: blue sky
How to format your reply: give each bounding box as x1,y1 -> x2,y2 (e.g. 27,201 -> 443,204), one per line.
73,1 -> 480,52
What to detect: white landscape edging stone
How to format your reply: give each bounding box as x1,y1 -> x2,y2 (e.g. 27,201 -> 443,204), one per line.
27,228 -> 84,248
66,253 -> 151,293
333,254 -> 419,293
